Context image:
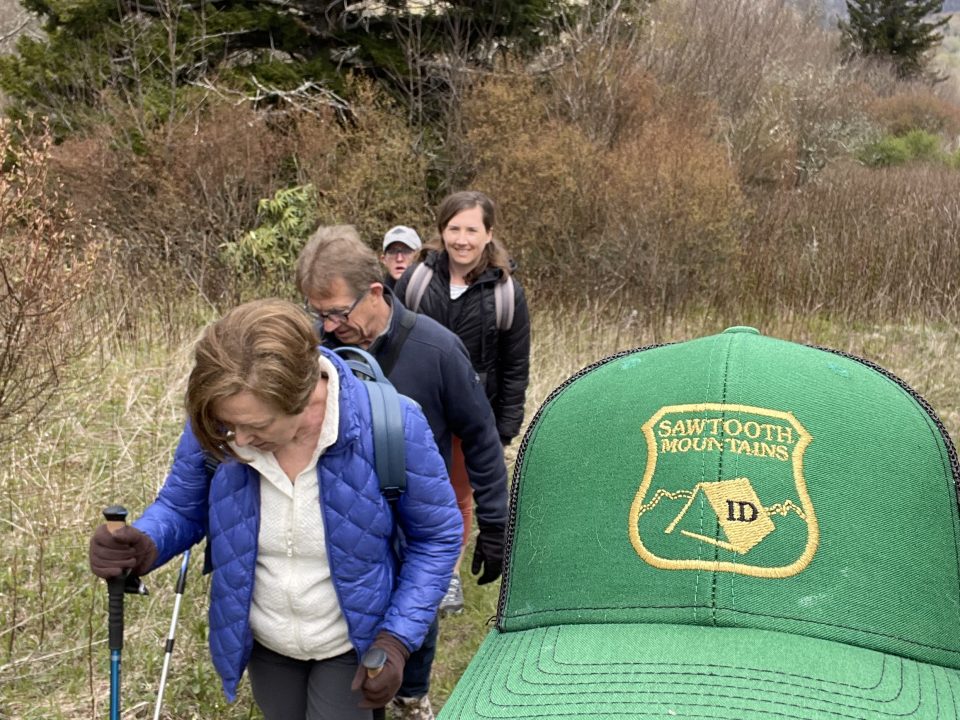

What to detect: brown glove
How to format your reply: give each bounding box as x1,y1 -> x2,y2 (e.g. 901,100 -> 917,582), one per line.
89,524 -> 158,579
350,631 -> 410,708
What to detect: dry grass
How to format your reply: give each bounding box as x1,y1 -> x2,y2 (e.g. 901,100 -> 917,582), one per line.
741,161 -> 960,320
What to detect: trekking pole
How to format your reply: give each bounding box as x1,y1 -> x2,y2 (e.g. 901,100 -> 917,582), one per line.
152,549 -> 190,720
102,505 -> 129,720
103,505 -> 150,720
361,648 -> 388,720
361,646 -> 387,678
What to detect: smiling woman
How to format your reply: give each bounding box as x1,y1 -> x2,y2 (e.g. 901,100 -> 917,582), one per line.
395,191 -> 531,449
86,298 -> 462,720
393,190 -> 531,620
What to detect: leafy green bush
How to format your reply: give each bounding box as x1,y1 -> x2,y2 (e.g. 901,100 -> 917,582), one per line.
856,129 -> 944,166
222,184 -> 318,298
858,135 -> 913,166
901,128 -> 942,161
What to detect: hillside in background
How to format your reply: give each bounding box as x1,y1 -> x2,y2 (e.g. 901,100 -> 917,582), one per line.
936,11 -> 960,85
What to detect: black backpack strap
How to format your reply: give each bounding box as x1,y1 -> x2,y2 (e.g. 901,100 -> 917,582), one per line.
203,454 -> 220,479
202,454 -> 219,575
377,304 -> 416,378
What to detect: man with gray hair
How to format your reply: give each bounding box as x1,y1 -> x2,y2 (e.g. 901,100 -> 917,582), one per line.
295,226 -> 508,720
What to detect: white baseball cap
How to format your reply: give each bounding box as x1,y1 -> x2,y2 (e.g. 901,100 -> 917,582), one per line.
382,225 -> 422,252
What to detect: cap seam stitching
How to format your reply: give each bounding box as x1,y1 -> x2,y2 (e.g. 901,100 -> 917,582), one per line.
710,333 -> 735,627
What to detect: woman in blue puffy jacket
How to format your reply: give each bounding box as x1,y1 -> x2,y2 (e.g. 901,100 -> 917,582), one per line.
88,298 -> 462,720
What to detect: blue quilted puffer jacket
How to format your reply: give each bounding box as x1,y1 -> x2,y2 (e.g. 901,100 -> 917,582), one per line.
133,348 -> 462,701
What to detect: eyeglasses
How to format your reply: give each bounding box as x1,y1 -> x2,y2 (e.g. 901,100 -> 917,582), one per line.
304,291 -> 367,326
384,247 -> 414,258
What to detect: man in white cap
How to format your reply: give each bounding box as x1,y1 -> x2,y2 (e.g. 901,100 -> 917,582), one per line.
381,225 -> 422,290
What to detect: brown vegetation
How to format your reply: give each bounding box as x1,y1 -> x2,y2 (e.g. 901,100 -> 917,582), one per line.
0,123 -> 100,449
50,103 -> 299,303
1,0 -> 957,449
866,88 -> 960,136
27,0 -> 956,337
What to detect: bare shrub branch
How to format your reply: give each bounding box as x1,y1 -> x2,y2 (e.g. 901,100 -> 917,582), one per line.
0,122 -> 101,448
642,0 -> 881,186
545,0 -> 653,146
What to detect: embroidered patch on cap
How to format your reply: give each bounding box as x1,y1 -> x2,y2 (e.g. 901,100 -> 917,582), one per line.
630,403 -> 817,577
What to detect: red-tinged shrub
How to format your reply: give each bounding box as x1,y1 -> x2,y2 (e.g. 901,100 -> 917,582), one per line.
866,89 -> 960,137
459,73 -> 746,310
741,161 -> 960,320
0,121 -> 100,446
50,102 -> 299,304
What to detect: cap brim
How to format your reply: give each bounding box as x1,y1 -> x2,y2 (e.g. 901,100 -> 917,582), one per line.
439,623 -> 960,719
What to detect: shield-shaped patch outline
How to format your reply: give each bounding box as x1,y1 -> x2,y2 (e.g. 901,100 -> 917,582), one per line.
628,402 -> 818,578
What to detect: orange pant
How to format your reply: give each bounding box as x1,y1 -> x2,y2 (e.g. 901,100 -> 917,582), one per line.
450,436 -> 473,547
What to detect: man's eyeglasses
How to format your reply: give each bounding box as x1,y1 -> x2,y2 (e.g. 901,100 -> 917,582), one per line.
305,291 -> 367,326
384,247 -> 414,258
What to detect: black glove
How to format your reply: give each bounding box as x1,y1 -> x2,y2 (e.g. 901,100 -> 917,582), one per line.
470,523 -> 505,585
499,435 -> 513,448
351,631 -> 410,708
89,524 -> 158,579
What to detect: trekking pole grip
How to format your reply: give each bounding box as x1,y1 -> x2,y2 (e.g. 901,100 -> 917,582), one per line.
103,505 -> 128,651
362,647 -> 387,678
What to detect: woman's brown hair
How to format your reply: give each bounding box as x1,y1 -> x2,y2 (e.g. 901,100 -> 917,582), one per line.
185,298 -> 321,461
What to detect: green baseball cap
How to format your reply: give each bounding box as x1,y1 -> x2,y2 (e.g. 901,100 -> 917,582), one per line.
440,327 -> 960,719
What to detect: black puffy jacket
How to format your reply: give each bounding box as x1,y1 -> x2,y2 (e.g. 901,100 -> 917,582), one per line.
395,250 -> 531,443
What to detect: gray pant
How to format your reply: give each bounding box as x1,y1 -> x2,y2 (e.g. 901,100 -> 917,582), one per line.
248,642 -> 373,720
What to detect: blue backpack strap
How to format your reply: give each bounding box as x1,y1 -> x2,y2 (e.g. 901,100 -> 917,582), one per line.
332,346 -> 407,499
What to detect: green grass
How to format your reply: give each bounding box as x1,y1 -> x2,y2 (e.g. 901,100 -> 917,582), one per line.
1,303 -> 958,718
